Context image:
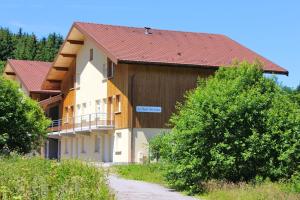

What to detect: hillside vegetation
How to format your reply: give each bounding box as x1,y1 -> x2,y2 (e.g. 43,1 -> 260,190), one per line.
0,155 -> 114,200
0,27 -> 63,73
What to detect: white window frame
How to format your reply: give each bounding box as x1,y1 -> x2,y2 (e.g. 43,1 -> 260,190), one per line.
115,132 -> 122,153
65,107 -> 69,123
94,136 -> 101,153
81,136 -> 85,153
115,95 -> 121,113
107,61 -> 114,79
95,100 -> 101,113
64,139 -> 68,154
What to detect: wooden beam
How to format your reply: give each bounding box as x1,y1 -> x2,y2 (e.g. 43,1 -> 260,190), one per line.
67,40 -> 84,45
53,66 -> 69,71
47,79 -> 62,83
5,72 -> 16,75
60,53 -> 76,58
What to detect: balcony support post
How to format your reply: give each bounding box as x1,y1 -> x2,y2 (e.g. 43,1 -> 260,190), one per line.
73,117 -> 75,134
89,114 -> 91,132
81,115 -> 83,131
96,113 -> 98,127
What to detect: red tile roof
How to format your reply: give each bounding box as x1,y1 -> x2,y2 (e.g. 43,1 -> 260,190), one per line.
74,22 -> 288,75
7,59 -> 59,92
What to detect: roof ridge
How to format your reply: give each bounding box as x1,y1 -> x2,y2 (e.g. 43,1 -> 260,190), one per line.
74,21 -> 226,37
8,59 -> 52,64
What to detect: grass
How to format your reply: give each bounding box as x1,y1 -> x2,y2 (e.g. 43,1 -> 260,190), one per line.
199,180 -> 300,200
0,155 -> 114,200
112,163 -> 300,200
112,163 -> 166,185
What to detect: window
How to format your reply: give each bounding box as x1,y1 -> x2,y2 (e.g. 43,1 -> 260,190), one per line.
89,49 -> 93,61
95,100 -> 101,113
70,106 -> 74,123
77,104 -> 81,114
115,132 -> 122,154
64,139 -> 68,154
115,95 -> 121,113
65,107 -> 69,123
82,103 -> 87,115
107,59 -> 114,79
108,97 -> 113,121
94,136 -> 101,153
81,137 -> 85,153
101,98 -> 107,113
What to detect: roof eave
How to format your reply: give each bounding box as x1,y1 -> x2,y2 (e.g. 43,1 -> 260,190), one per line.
119,59 -> 289,75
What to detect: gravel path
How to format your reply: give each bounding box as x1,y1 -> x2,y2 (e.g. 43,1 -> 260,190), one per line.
108,175 -> 198,200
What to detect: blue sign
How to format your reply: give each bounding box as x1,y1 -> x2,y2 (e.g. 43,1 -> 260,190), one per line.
136,106 -> 162,113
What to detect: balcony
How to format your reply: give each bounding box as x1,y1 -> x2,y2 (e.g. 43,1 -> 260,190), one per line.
48,113 -> 113,137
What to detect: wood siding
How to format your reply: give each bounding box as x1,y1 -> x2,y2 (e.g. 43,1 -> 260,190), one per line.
108,63 -> 215,129
107,64 -> 130,128
61,61 -> 76,123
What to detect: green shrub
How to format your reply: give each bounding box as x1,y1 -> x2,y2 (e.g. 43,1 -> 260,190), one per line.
290,171 -> 300,193
149,132 -> 171,161
0,155 -> 114,199
162,62 -> 300,193
0,77 -> 50,154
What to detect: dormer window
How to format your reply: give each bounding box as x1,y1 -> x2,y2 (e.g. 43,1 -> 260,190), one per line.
89,49 -> 93,61
107,59 -> 114,79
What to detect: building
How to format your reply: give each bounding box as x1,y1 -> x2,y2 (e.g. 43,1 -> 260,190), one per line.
3,59 -> 62,159
3,22 -> 288,163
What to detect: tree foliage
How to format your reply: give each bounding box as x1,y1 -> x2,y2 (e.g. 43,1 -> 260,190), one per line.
153,62 -> 300,193
0,27 -> 63,64
0,77 -> 50,154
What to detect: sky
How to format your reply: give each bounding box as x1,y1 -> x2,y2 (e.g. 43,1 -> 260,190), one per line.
1,0 -> 299,88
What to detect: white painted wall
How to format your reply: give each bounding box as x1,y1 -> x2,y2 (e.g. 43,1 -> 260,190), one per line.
132,128 -> 170,163
75,38 -> 107,117
112,129 -> 131,163
60,131 -> 112,162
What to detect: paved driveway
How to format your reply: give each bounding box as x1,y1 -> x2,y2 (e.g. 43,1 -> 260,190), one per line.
108,175 -> 198,200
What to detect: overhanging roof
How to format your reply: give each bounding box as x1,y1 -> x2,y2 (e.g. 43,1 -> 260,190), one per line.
42,22 -> 288,89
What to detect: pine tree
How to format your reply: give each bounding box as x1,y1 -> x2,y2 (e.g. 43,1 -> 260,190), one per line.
0,28 -> 14,60
44,33 -> 63,61
13,34 -> 28,60
24,34 -> 37,60
0,26 -> 63,68
35,37 -> 47,61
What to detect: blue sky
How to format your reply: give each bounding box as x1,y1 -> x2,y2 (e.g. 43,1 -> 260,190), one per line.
1,0 -> 299,88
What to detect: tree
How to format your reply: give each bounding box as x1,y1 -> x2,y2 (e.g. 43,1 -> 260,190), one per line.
0,61 -> 5,74
159,62 -> 300,193
0,28 -> 14,60
13,33 -> 38,60
0,77 -> 50,154
35,37 -> 47,61
0,26 -> 63,65
43,33 -> 63,61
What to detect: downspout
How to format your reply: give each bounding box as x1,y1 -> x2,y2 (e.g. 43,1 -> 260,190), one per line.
130,74 -> 135,163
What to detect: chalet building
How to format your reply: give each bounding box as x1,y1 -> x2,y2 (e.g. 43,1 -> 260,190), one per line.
3,22 -> 288,163
3,59 -> 62,159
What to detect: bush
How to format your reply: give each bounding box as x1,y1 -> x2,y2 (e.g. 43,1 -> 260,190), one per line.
149,131 -> 171,161
161,62 -> 300,193
0,77 -> 50,154
0,155 -> 114,199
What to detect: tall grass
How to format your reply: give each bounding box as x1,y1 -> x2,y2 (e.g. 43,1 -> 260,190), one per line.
0,155 -> 114,200
112,163 -> 300,199
112,163 -> 166,185
200,180 -> 300,200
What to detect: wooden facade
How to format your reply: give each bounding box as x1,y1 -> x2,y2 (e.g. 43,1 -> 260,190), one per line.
108,63 -> 216,129
61,61 -> 76,124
